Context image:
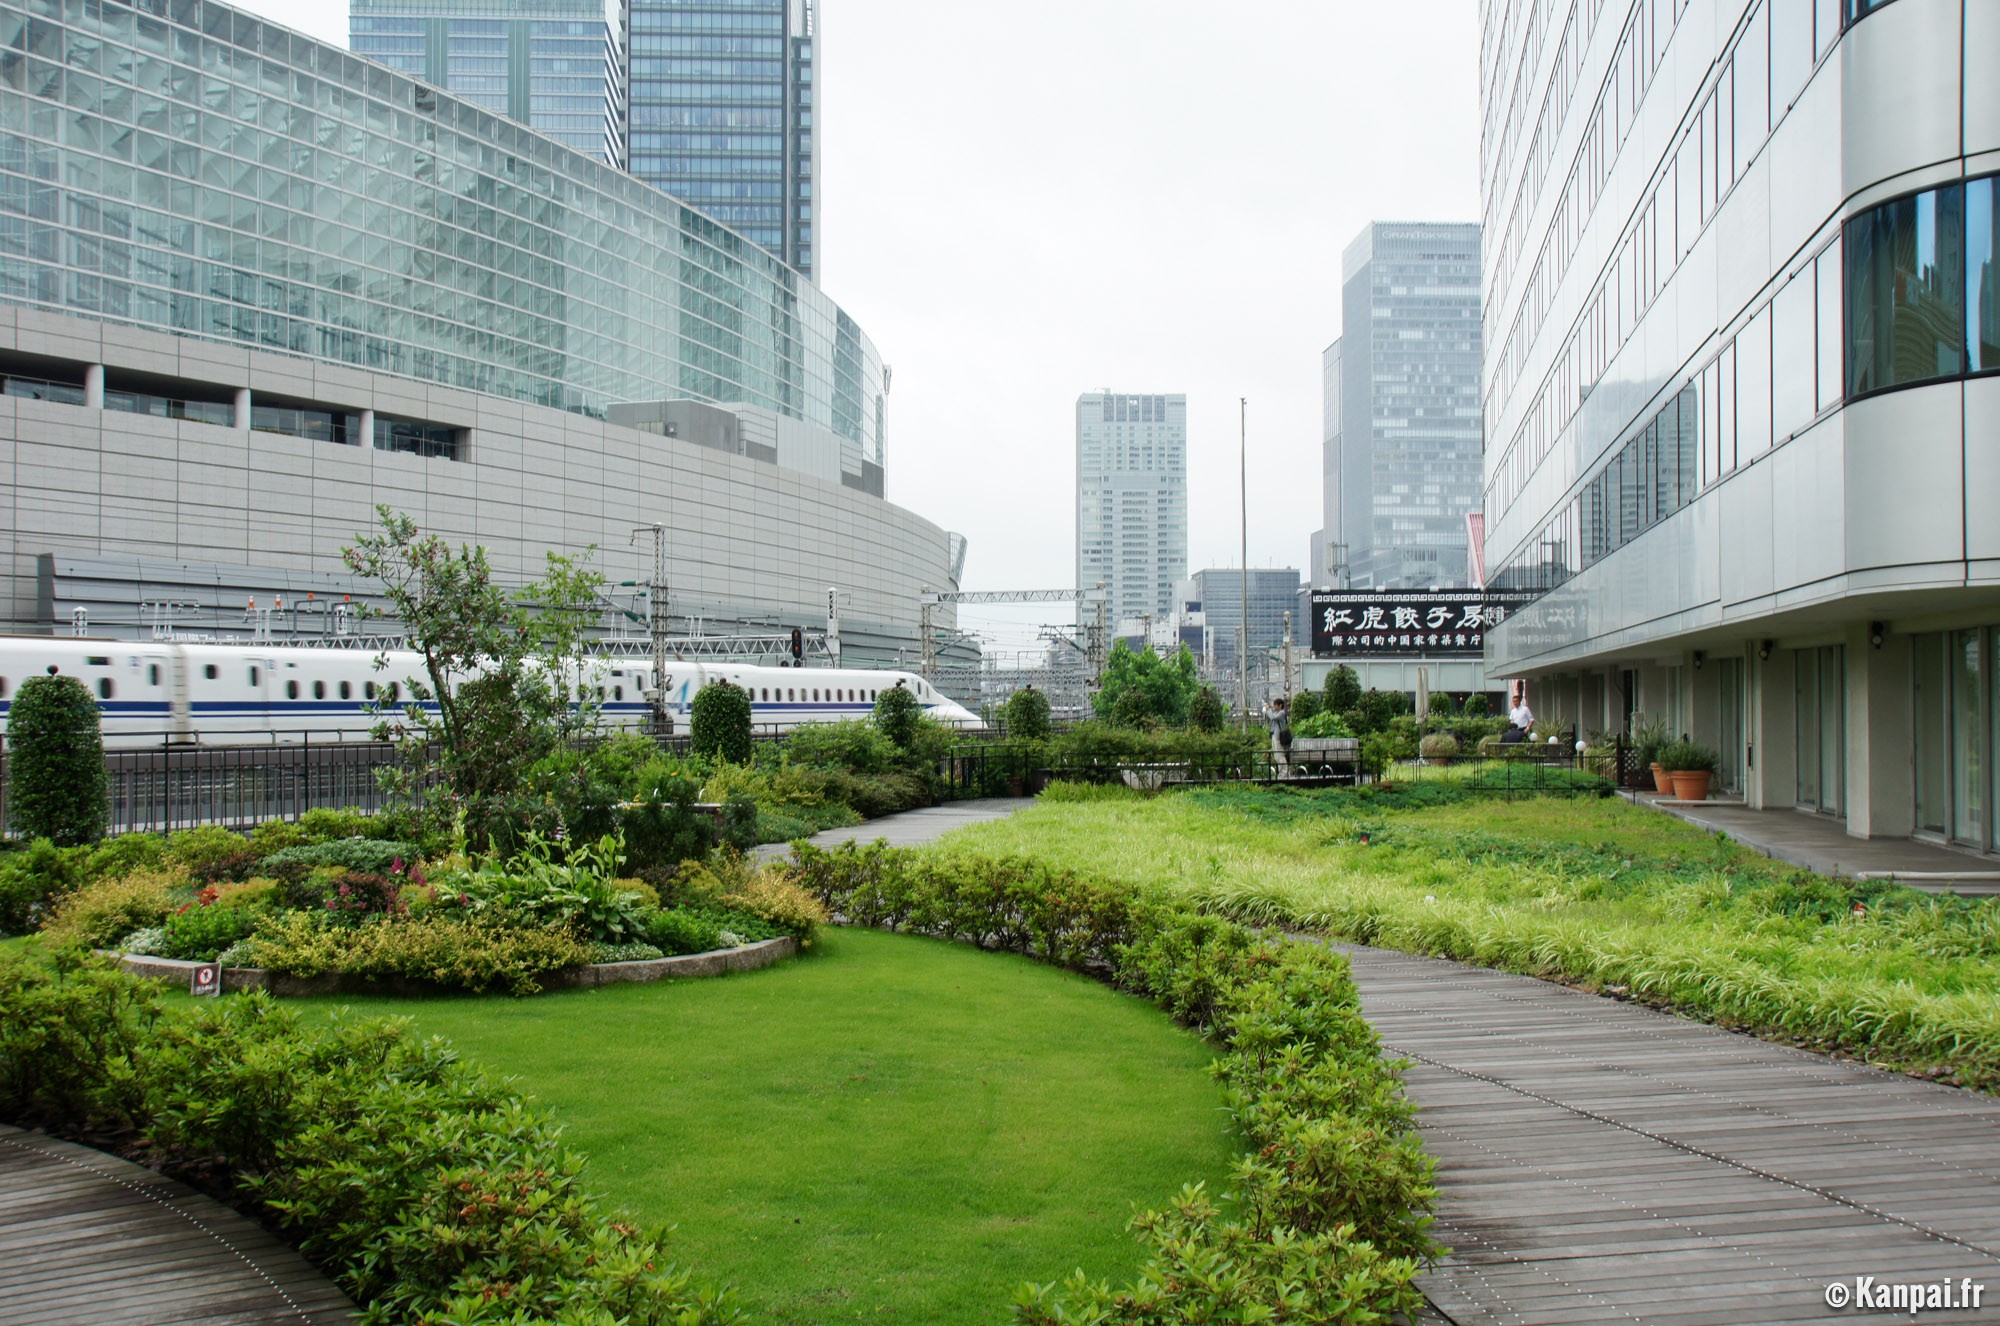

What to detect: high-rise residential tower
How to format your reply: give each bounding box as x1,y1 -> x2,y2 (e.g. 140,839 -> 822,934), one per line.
1076,392 -> 1188,633
1318,222 -> 1484,592
1481,0 -> 1999,844
351,0 -> 624,166
625,0 -> 818,279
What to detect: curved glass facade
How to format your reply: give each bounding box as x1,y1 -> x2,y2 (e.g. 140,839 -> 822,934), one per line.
0,0 -> 881,471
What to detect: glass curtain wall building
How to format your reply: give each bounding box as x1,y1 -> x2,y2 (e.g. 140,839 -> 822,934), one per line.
625,0 -> 815,279
1480,0 -> 2000,849
1183,568 -> 1302,679
1321,221 -> 1484,591
1075,391 -> 1188,633
350,0 -> 624,167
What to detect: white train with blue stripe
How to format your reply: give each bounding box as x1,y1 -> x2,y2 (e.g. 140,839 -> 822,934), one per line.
0,637 -> 979,747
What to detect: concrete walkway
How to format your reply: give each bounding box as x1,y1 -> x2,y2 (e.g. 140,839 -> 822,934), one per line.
0,1124 -> 358,1325
751,796 -> 1026,861
783,797 -> 2000,1325
1638,795 -> 2000,895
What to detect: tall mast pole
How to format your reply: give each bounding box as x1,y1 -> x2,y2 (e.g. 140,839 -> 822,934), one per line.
1238,397 -> 1248,720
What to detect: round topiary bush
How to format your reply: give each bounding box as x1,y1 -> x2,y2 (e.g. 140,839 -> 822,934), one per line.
1417,732 -> 1460,761
1003,685 -> 1051,741
873,683 -> 922,750
690,679 -> 752,763
8,673 -> 109,845
1188,686 -> 1226,734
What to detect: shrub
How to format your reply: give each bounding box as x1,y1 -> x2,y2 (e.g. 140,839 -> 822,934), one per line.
718,870 -> 828,943
83,834 -> 166,882
0,839 -> 88,935
165,825 -> 258,884
1002,686 -> 1052,741
1323,665 -> 1362,713
589,940 -> 666,964
259,838 -> 422,883
620,764 -> 715,872
1188,685 -> 1226,734
40,868 -> 185,949
1288,690 -> 1322,724
1658,738 -> 1719,773
781,720 -> 897,774
294,807 -> 383,843
691,679 -> 753,763
872,683 -> 923,749
1418,733 -> 1460,759
1427,692 -> 1457,720
1292,710 -> 1354,739
160,898 -> 262,961
1036,780 -> 1144,804
244,911 -> 592,995
0,959 -> 741,1321
643,907 -> 725,955
6,674 -> 109,846
246,820 -> 309,857
1461,693 -> 1491,719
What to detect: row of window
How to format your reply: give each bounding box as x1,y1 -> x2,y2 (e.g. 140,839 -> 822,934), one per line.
1494,172 -> 2000,598
1483,0 -> 1604,275
1488,0 -> 1851,519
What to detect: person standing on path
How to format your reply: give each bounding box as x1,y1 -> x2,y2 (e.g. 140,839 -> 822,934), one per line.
1264,695 -> 1293,777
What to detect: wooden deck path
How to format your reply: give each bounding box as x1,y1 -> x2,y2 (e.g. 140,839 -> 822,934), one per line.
1338,945 -> 2000,1325
0,1124 -> 357,1325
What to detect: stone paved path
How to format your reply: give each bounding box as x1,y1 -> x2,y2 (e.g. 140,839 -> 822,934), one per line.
790,799 -> 2000,1325
0,1124 -> 357,1325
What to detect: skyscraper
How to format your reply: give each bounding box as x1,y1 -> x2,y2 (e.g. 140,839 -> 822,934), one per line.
1319,222 -> 1483,591
351,0 -> 624,166
625,0 -> 818,279
1076,392 -> 1187,633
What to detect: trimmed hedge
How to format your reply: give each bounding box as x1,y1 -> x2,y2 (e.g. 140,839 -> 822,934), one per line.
6,674 -> 109,845
0,954 -> 741,1325
787,842 -> 1439,1323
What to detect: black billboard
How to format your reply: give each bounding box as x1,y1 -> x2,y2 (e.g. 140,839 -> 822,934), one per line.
1309,590 -> 1535,658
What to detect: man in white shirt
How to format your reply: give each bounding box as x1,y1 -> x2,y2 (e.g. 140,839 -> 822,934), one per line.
1508,694 -> 1534,732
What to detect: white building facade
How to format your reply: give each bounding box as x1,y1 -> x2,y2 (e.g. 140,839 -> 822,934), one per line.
1480,0 -> 1999,848
1075,392 -> 1187,631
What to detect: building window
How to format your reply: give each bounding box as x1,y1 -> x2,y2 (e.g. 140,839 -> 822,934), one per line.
1846,183 -> 1966,397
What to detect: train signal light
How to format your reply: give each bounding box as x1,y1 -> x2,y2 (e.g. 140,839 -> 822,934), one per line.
790,627 -> 803,662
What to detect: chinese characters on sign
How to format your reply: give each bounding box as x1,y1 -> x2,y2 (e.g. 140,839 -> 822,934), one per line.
1309,591 -> 1535,658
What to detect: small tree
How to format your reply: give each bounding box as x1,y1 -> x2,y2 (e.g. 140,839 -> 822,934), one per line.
873,683 -> 922,750
1188,685 -> 1226,734
7,674 -> 109,845
1427,693 -> 1457,720
1324,664 -> 1362,713
690,679 -> 753,763
1003,685 -> 1051,741
1461,692 -> 1490,719
1289,690 -> 1323,724
1093,642 -> 1204,728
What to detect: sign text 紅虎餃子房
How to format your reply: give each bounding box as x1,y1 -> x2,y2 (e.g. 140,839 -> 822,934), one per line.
1309,590 -> 1536,658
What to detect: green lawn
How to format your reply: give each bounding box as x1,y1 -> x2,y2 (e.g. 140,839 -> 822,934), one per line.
292,925 -> 1237,1324
935,785 -> 2000,1088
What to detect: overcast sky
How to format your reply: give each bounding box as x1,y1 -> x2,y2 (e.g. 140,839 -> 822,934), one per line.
231,1 -> 1479,652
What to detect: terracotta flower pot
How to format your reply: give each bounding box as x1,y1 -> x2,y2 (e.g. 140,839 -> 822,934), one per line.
1651,762 -> 1675,795
1669,770 -> 1712,801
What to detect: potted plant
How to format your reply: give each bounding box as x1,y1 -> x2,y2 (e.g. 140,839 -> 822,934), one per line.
1631,715 -> 1673,793
1657,738 -> 1719,801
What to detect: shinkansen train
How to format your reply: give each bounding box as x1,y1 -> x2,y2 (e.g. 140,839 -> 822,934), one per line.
0,637 -> 979,747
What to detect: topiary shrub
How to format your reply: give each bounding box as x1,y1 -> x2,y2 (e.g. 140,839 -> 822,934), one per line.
7,674 -> 108,846
872,683 -> 922,750
690,679 -> 752,763
1323,664 -> 1362,713
1002,685 -> 1051,741
1188,686 -> 1226,734
1418,732 -> 1460,760
1461,692 -> 1491,719
1427,693 -> 1457,720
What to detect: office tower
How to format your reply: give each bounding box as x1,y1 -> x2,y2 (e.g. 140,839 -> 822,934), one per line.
625,0 -> 818,278
1321,221 -> 1483,592
351,0 -> 624,165
1182,569 -> 1302,678
1076,392 -> 1188,634
1480,0 -> 1998,839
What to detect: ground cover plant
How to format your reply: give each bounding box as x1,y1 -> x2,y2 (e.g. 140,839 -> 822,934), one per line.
787,843 -> 1439,1324
939,784 -> 2000,1090
284,925 -> 1241,1326
0,950 -> 741,1326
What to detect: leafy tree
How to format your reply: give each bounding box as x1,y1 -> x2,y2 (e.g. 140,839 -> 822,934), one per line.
690,679 -> 752,763
873,683 -> 923,750
1324,664 -> 1362,713
1188,685 -> 1226,734
1289,690 -> 1323,724
1461,692 -> 1490,719
1003,685 -> 1051,741
7,674 -> 108,845
342,508 -> 606,801
1092,642 -> 1204,728
1427,693 -> 1457,720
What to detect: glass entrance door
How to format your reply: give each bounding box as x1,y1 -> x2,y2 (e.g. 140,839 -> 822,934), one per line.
1795,646 -> 1845,815
1715,657 -> 1745,794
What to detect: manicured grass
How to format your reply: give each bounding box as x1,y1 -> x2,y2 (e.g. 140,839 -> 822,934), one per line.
936,786 -> 2000,1088
291,925 -> 1237,1324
